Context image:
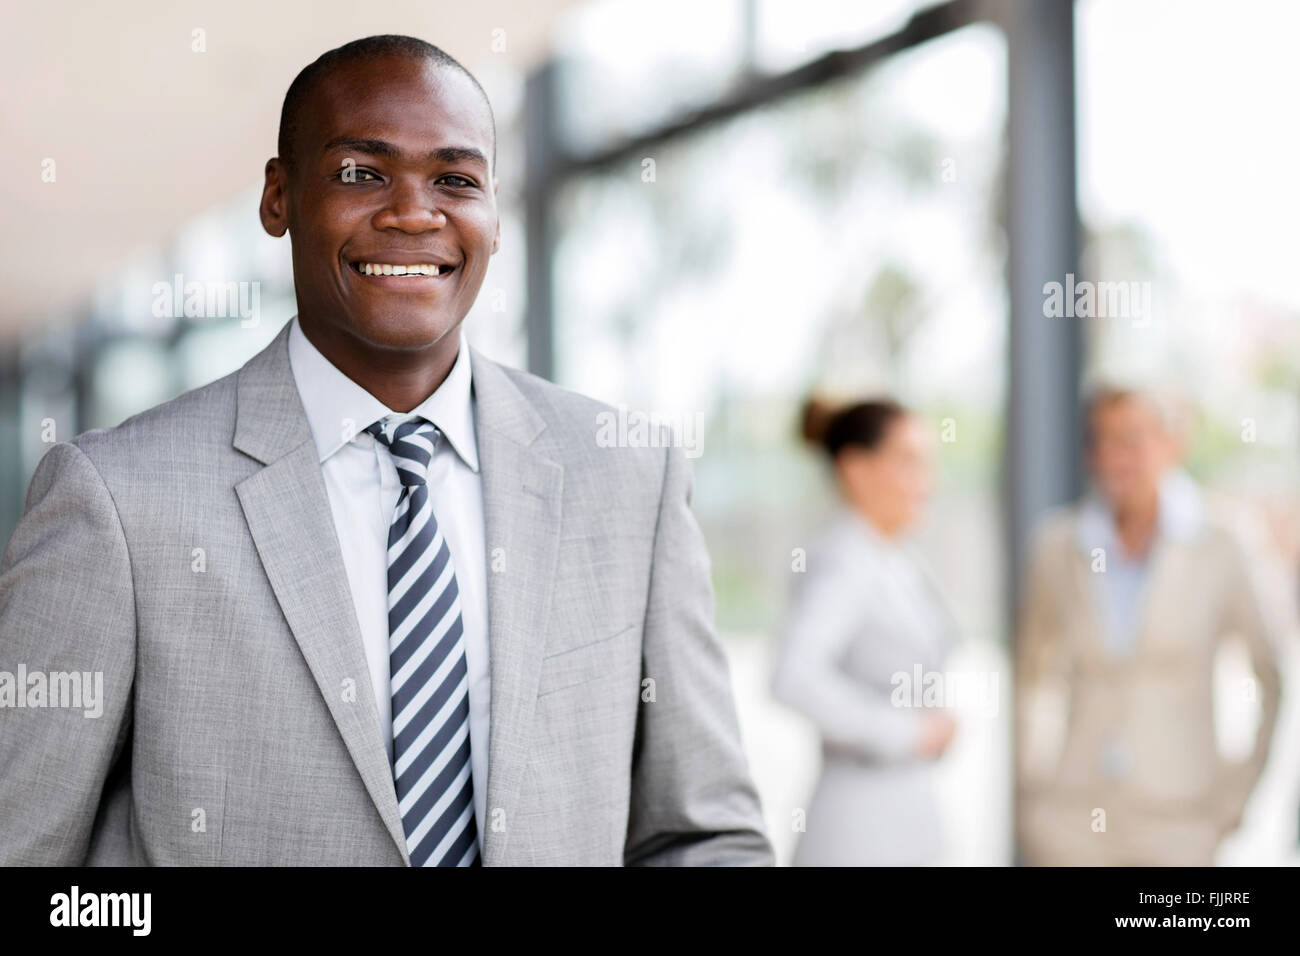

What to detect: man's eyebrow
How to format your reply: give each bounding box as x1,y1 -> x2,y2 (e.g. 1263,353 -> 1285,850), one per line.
321,138 -> 487,167
428,146 -> 488,168
322,137 -> 399,158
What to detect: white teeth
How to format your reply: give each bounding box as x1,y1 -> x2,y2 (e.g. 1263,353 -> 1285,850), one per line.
358,263 -> 445,276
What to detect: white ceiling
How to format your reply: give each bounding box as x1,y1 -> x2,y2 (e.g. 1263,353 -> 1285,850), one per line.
0,0 -> 578,344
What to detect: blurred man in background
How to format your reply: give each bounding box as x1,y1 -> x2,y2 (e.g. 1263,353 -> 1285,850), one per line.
1016,385 -> 1291,865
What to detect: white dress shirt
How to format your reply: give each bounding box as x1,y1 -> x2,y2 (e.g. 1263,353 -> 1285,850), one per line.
1075,467 -> 1205,659
286,315 -> 490,847
1074,467 -> 1205,780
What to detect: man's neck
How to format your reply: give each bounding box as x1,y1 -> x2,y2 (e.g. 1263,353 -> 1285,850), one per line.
1113,494 -> 1159,559
298,317 -> 460,413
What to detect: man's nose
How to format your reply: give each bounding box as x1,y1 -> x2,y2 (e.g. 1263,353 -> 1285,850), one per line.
373,178 -> 447,233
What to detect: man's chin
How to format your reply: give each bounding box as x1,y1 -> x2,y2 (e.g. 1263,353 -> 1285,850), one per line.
347,309 -> 460,351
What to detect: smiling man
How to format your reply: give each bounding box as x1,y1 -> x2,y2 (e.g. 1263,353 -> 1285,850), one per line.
0,35 -> 774,867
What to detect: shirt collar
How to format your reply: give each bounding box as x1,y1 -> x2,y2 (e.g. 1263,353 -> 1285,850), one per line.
839,502 -> 905,555
1076,467 -> 1203,555
286,314 -> 479,472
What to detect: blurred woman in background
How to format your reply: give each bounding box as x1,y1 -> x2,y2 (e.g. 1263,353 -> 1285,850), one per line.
772,397 -> 959,866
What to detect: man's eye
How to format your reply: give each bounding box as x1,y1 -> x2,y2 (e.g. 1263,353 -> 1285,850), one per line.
439,175 -> 475,188
337,167 -> 380,182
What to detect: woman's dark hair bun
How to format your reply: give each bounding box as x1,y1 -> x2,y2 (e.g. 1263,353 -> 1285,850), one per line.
800,396 -> 837,447
799,395 -> 908,459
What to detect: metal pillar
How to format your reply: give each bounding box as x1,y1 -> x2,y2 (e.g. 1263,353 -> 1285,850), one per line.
1003,0 -> 1083,611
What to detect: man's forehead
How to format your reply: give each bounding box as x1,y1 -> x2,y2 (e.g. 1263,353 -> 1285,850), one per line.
302,59 -> 491,154
1092,399 -> 1164,434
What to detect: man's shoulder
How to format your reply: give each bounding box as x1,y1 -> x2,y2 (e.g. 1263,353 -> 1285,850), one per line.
1196,490 -> 1272,557
1027,504 -> 1085,561
483,355 -> 618,421
1037,505 -> 1081,539
476,354 -> 685,481
69,365 -> 241,469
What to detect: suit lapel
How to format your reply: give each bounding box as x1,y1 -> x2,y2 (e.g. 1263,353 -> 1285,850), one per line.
1131,538 -> 1195,657
1068,514 -> 1111,664
1071,506 -> 1196,662
227,322 -> 564,867
231,321 -> 410,863
468,348 -> 564,866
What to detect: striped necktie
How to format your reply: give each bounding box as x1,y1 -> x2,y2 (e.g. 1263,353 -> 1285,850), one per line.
366,415 -> 480,867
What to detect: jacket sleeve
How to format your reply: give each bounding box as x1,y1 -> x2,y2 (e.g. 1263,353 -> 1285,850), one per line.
623,442 -> 775,866
1014,523 -> 1072,802
1209,518 -> 1291,833
769,541 -> 924,763
0,442 -> 136,865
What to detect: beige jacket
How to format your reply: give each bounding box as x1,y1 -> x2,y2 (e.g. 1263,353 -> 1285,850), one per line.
1015,475 -> 1290,865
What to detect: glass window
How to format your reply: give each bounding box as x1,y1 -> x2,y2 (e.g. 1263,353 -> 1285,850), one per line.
550,22 -> 1009,864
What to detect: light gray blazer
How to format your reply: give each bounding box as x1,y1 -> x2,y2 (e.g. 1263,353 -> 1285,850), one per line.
772,507 -> 958,865
0,319 -> 773,866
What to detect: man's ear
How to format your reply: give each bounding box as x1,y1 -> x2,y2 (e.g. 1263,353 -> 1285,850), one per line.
260,158 -> 290,238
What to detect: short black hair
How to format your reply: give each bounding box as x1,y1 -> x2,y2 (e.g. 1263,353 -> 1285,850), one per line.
277,34 -> 496,172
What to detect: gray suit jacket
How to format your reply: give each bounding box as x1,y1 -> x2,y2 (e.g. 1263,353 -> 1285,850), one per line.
0,319 -> 773,866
